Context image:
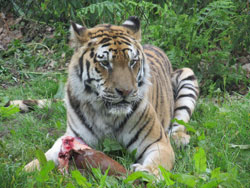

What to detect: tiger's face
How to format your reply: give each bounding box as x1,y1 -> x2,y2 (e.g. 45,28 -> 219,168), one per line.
69,17 -> 149,115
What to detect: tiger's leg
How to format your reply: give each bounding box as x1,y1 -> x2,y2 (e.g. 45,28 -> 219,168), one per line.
126,106 -> 175,176
169,68 -> 199,146
131,135 -> 174,177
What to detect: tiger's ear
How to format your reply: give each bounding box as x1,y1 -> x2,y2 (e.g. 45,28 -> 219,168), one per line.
69,22 -> 89,49
122,16 -> 141,41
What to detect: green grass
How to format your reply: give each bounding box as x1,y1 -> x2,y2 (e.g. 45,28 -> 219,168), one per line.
0,69 -> 249,187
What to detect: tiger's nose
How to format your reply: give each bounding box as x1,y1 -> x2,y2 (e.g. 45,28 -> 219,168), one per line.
115,88 -> 133,97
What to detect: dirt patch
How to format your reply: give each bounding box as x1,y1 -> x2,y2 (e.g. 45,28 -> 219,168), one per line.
0,12 -> 55,50
0,13 -> 22,50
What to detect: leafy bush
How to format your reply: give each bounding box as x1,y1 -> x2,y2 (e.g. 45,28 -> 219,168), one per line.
1,0 -> 249,94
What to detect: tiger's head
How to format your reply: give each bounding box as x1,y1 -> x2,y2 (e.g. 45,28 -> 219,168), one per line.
68,16 -> 149,115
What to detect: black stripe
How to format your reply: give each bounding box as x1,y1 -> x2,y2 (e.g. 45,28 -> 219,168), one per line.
115,99 -> 141,133
91,34 -> 110,39
182,75 -> 196,81
150,46 -> 166,61
136,127 -> 163,162
99,38 -> 112,44
117,35 -> 131,43
151,76 -> 156,104
101,43 -> 111,48
129,106 -> 148,133
84,81 -> 92,93
137,60 -> 143,79
145,52 -> 153,59
175,69 -> 183,85
122,48 -> 132,52
174,106 -> 192,116
68,120 -> 88,144
67,120 -> 80,137
138,81 -> 144,87
108,48 -> 118,53
78,54 -> 84,81
138,55 -> 146,87
176,93 -> 197,100
95,67 -> 100,73
86,78 -> 102,83
126,118 -> 151,148
139,119 -> 155,145
119,40 -> 131,46
146,53 -> 169,85
67,88 -> 97,137
86,60 -> 91,79
84,60 -> 93,93
91,29 -> 131,38
155,79 -> 159,111
90,51 -> 94,58
144,45 -> 171,74
177,83 -> 198,97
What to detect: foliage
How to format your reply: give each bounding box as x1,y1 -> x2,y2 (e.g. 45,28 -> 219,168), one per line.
2,0 -> 249,94
0,105 -> 19,120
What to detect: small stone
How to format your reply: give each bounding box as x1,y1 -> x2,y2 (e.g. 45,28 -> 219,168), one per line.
242,63 -> 250,72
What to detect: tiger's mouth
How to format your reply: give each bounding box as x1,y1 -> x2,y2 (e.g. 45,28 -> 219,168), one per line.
104,100 -> 130,109
103,99 -> 132,114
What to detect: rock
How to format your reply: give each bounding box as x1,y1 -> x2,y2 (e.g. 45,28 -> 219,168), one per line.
242,63 -> 250,72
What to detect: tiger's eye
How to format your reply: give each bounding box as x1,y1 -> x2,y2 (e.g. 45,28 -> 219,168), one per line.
100,61 -> 109,67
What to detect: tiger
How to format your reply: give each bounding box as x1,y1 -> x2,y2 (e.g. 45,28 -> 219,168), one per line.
12,16 -> 199,176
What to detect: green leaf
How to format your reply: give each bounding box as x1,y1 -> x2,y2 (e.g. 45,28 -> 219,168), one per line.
66,183 -> 75,188
10,129 -> 16,136
172,118 -> 196,133
203,121 -> 217,128
99,168 -> 109,188
35,149 -> 47,167
0,105 -> 19,118
103,139 -> 123,152
172,174 -> 197,188
36,161 -> 55,182
211,167 -> 221,179
159,165 -> 175,186
91,168 -> 102,180
72,170 -> 92,188
194,147 -> 207,174
124,171 -> 154,184
200,179 -> 220,188
198,131 -> 206,141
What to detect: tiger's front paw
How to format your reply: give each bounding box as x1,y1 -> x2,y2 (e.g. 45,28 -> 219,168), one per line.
24,159 -> 40,172
131,163 -> 159,177
171,131 -> 190,147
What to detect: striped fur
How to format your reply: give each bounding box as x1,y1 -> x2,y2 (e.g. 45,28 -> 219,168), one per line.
22,17 -> 199,176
